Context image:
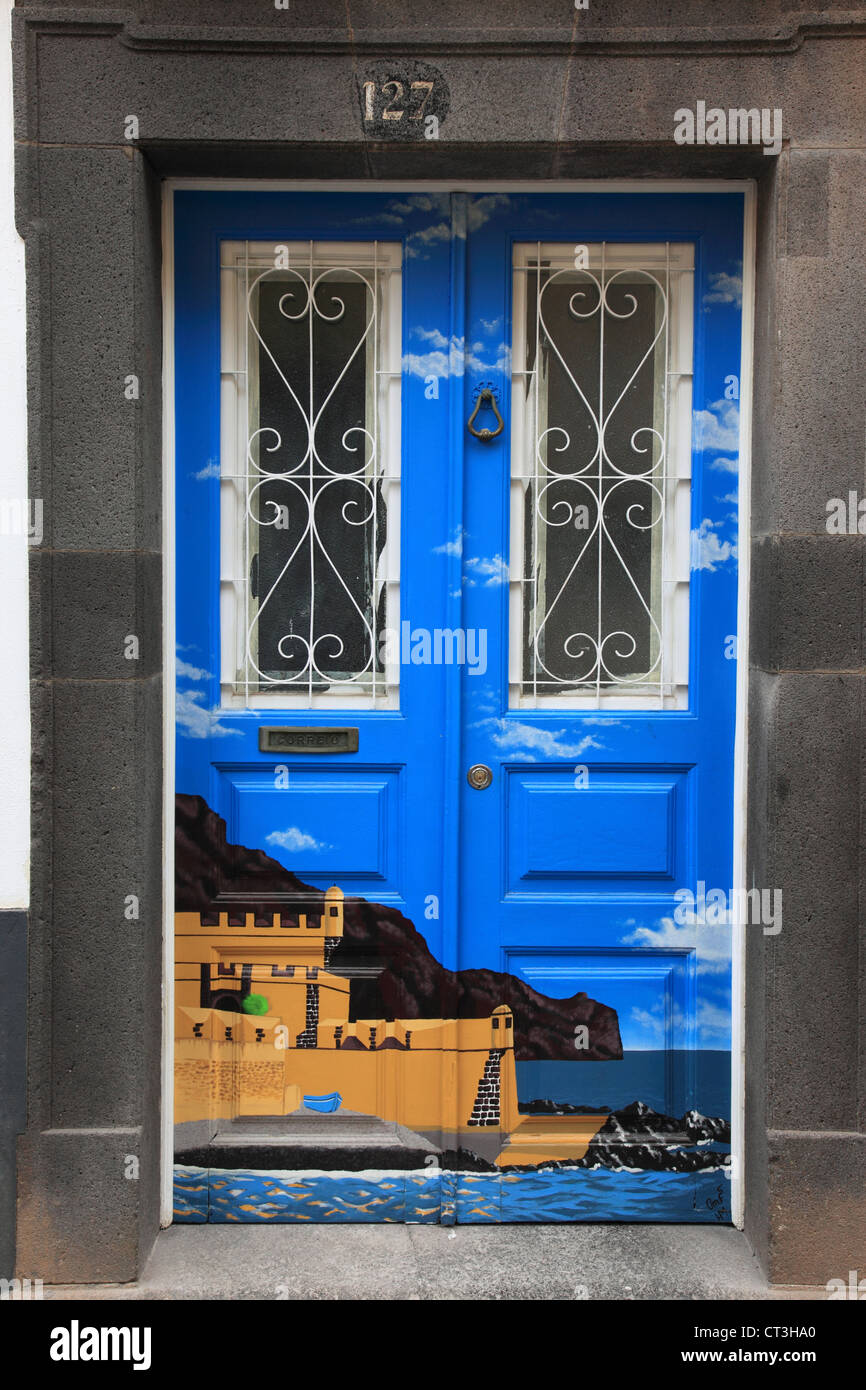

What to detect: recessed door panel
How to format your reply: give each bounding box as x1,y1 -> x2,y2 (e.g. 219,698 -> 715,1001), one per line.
221,767 -> 402,891
506,767 -> 688,890
503,949 -> 693,1119
173,189 -> 743,1226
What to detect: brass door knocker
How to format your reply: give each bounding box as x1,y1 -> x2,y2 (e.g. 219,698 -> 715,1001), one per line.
467,387 -> 504,442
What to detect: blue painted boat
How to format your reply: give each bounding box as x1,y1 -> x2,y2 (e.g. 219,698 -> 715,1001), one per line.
303,1092 -> 342,1114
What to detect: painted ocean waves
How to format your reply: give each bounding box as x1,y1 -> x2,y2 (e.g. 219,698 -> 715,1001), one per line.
175,1163 -> 731,1225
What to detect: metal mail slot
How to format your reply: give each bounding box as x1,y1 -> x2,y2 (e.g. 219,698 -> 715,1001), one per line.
258,726 -> 359,754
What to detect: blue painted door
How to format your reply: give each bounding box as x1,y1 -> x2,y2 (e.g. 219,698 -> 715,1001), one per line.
173,190 -> 743,1225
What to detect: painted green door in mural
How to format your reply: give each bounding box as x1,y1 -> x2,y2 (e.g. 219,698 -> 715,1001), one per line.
173,189 -> 744,1223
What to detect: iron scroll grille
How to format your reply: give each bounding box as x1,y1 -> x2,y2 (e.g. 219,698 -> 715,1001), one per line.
510,241 -> 694,710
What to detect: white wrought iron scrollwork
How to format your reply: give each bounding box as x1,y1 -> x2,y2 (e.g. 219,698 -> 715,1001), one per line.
516,242 -> 680,704
238,245 -> 391,703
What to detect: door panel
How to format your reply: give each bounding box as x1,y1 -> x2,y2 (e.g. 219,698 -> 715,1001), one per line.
459,195 -> 740,1204
505,767 -> 689,889
173,189 -> 743,1225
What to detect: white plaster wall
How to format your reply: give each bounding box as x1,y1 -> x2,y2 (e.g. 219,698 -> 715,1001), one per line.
0,0 -> 30,910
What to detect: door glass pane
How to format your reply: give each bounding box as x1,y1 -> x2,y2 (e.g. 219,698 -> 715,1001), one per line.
510,243 -> 694,709
220,241 -> 402,708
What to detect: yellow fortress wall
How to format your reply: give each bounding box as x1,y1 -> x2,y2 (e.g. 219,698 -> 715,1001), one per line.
174,887 -> 520,1135
174,886 -> 606,1164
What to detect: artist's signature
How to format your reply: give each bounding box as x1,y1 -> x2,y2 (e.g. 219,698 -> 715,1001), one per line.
705,1185 -> 728,1222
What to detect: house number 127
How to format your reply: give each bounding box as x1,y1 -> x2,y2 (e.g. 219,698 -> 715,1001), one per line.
362,79 -> 435,122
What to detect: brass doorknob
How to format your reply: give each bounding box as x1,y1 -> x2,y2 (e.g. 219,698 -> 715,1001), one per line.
467,764 -> 493,790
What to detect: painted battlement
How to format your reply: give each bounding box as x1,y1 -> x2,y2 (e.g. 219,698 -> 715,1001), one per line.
177,884 -> 345,942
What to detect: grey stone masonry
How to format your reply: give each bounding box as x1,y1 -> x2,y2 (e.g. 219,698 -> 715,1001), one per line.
10,0 -> 866,1288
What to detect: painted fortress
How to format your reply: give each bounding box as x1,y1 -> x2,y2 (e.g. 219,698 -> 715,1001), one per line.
175,886 -> 606,1167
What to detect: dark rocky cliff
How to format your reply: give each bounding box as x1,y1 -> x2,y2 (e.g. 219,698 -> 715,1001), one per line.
175,793 -> 623,1062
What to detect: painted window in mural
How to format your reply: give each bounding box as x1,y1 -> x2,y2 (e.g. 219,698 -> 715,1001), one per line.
509,243 -> 694,709
220,241 -> 402,709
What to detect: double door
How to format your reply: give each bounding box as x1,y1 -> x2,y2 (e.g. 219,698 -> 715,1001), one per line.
173,188 -> 743,1223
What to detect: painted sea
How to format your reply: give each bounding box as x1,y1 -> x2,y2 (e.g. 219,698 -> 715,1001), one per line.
517,1051 -> 731,1121
175,1163 -> 731,1226
174,1050 -> 732,1225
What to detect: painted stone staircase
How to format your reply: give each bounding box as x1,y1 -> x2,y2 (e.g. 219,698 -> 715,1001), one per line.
467,1049 -> 502,1128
